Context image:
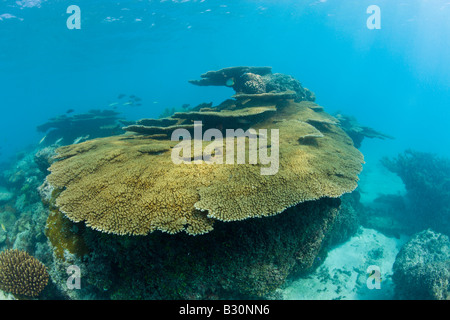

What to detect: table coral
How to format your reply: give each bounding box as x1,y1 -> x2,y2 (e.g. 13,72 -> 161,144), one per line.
45,94 -> 363,236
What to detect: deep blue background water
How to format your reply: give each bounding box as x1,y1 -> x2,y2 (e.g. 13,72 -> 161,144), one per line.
0,0 -> 449,163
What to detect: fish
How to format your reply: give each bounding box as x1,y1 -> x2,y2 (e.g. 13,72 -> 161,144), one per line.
1,223 -> 6,232
66,109 -> 75,114
133,97 -> 142,102
225,77 -> 235,87
182,103 -> 190,109
123,101 -> 133,106
118,94 -> 126,99
39,135 -> 47,144
109,102 -> 119,107
73,135 -> 90,144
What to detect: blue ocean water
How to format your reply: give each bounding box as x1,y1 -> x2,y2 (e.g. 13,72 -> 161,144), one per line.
0,0 -> 449,161
0,0 -> 449,302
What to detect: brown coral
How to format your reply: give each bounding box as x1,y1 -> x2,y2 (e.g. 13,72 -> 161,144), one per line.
45,95 -> 363,236
0,249 -> 49,297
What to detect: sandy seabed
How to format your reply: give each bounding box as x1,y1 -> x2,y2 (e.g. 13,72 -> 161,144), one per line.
280,150 -> 409,300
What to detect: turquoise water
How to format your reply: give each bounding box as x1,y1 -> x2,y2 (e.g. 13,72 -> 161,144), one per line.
0,0 -> 449,301
0,0 -> 449,160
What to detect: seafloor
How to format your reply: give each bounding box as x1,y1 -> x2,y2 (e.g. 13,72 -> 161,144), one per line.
0,69 -> 448,300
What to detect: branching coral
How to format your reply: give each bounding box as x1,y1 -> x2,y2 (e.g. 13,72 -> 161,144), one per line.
0,249 -> 49,297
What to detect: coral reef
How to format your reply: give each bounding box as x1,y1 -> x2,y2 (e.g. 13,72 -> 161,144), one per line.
29,68 -> 367,299
381,150 -> 450,236
189,66 -> 315,103
393,229 -> 450,300
326,191 -> 362,247
0,249 -> 49,297
240,72 -> 267,94
0,66 -> 379,300
46,197 -> 342,299
44,72 -> 363,236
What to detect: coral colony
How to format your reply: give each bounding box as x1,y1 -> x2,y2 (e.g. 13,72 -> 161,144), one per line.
45,67 -> 363,237
7,66 -> 448,300
170,121 -> 280,176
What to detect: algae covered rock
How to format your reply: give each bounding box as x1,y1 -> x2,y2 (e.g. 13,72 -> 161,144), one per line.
381,150 -> 450,236
393,229 -> 450,300
45,95 -> 363,236
39,67 -> 366,299
73,197 -> 342,299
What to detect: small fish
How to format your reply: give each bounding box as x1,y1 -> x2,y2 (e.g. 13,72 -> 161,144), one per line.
226,77 -> 235,87
182,103 -> 190,109
73,135 -> 90,144
109,102 -> 119,107
66,109 -> 75,114
123,101 -> 133,106
133,97 -> 142,102
39,135 -> 47,144
1,224 -> 6,232
135,103 -> 142,107
129,95 -> 136,99
118,94 -> 126,99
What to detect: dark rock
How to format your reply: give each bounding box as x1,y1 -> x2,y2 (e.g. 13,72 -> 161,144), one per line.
393,229 -> 450,300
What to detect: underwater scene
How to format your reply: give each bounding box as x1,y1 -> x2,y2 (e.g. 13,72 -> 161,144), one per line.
0,0 -> 449,304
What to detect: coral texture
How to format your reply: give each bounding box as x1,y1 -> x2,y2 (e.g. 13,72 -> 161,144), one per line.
44,69 -> 363,236
381,150 -> 450,236
0,249 -> 49,297
393,229 -> 450,300
46,99 -> 363,236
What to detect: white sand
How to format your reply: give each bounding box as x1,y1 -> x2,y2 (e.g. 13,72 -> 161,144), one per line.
280,149 -> 410,300
280,227 -> 408,300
